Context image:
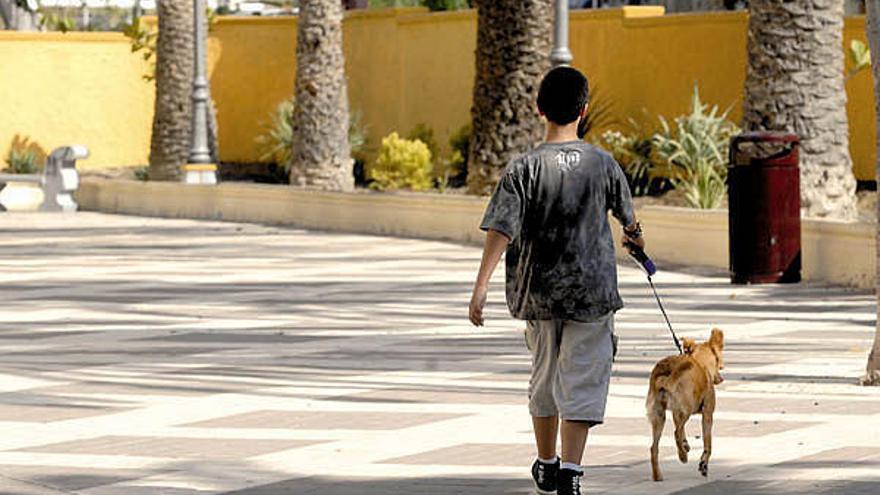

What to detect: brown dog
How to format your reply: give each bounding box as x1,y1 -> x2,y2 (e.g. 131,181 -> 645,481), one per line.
646,329 -> 724,481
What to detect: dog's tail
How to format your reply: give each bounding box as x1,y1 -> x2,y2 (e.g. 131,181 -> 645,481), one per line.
647,375 -> 670,410
654,375 -> 670,392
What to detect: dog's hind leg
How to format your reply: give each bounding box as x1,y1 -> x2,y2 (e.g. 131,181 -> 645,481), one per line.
648,397 -> 666,482
673,409 -> 689,464
699,396 -> 715,477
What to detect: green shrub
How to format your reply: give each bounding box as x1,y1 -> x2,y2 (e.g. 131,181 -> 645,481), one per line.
369,132 -> 433,191
653,86 -> 739,209
449,124 -> 470,162
445,124 -> 470,187
349,110 -> 368,157
41,13 -> 76,33
597,123 -> 655,197
5,148 -> 39,175
407,123 -> 439,160
134,166 -> 150,181
407,123 -> 448,189
258,99 -> 295,168
407,123 -> 469,191
257,99 -> 368,173
578,87 -> 615,140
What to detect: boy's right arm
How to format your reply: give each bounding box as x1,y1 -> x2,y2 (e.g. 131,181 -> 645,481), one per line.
607,156 -> 645,250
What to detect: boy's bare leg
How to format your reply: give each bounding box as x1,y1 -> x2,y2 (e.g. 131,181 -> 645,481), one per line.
560,419 -> 590,464
532,415 -> 559,460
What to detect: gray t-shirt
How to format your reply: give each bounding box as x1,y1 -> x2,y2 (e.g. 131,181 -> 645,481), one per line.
480,141 -> 635,321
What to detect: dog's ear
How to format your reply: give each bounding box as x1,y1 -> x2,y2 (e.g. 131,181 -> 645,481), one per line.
681,337 -> 697,355
710,328 -> 724,349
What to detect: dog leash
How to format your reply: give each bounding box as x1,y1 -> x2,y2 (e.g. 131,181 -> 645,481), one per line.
626,242 -> 683,355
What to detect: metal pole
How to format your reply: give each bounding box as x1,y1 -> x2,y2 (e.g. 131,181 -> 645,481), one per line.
188,0 -> 212,165
550,0 -> 573,67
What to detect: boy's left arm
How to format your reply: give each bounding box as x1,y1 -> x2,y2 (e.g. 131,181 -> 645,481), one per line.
607,157 -> 645,250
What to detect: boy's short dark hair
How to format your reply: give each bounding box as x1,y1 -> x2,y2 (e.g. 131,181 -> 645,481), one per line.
537,66 -> 590,125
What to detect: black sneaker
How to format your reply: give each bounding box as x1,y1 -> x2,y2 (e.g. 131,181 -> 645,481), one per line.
556,467 -> 583,495
531,457 -> 560,495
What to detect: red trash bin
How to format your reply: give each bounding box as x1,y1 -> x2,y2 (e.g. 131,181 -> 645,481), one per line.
728,132 -> 801,284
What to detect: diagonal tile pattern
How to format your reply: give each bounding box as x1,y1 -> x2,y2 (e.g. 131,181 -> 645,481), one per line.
0,212 -> 876,494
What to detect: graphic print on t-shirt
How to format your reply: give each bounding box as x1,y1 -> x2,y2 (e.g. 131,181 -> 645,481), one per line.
555,150 -> 582,171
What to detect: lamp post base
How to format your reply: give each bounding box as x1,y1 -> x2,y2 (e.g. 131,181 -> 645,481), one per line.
181,163 -> 218,185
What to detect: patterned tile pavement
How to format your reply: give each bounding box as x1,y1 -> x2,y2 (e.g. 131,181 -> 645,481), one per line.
0,212 -> 876,494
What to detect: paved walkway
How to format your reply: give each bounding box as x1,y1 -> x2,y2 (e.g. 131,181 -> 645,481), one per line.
0,213 -> 877,495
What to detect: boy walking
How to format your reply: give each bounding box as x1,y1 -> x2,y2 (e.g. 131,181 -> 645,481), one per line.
468,67 -> 644,495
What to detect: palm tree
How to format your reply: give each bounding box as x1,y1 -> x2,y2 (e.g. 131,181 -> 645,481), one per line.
863,0 -> 880,386
289,0 -> 354,191
743,0 -> 857,219
148,1 -> 219,180
149,0 -> 194,181
467,0 -> 552,195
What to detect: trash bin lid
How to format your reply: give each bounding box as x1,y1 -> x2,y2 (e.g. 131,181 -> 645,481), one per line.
732,131 -> 799,144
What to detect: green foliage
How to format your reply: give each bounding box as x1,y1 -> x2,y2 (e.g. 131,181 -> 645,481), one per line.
578,87 -> 614,139
423,0 -> 471,10
368,0 -> 471,10
257,99 -> 370,172
407,123 -> 439,160
257,99 -> 295,167
134,166 -> 150,181
369,132 -> 433,191
5,148 -> 39,175
349,110 -> 368,157
368,0 -> 420,7
653,86 -> 739,209
445,123 -> 470,185
123,16 -> 158,81
406,123 -> 469,191
124,11 -> 217,82
40,12 -> 75,33
847,39 -> 871,82
449,124 -> 470,162
596,121 -> 656,197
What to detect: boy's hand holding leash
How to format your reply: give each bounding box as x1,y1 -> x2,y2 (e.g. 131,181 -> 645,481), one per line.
622,221 -> 646,252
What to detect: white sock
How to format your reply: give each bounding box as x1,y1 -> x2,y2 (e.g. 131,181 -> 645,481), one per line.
537,455 -> 558,465
560,462 -> 583,472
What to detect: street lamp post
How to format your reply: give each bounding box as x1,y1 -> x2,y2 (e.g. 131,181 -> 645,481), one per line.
550,0 -> 573,67
184,0 -> 217,184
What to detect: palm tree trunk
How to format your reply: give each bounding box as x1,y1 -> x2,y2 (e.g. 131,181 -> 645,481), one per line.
289,0 -> 353,191
863,0 -> 880,385
743,0 -> 857,219
149,0 -> 194,181
467,0 -> 552,195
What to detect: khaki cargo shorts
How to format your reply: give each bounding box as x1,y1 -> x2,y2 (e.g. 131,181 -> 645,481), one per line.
524,313 -> 615,425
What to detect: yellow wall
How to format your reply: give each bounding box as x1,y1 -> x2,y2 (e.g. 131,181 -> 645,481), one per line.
0,7 -> 874,181
0,32 -> 153,170
844,16 -> 873,182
